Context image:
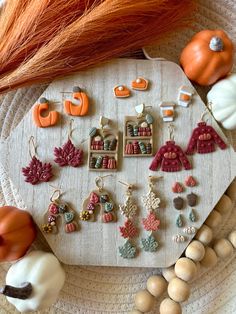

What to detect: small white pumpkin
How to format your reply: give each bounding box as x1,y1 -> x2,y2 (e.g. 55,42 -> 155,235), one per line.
0,250 -> 65,312
207,74 -> 236,130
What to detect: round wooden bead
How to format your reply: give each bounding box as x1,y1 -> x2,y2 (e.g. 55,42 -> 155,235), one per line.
200,246 -> 218,268
162,266 -> 176,282
226,180 -> 236,202
129,311 -> 143,314
205,210 -> 222,229
185,240 -> 205,262
195,224 -> 213,245
228,230 -> 236,248
214,194 -> 233,216
174,257 -> 197,282
134,290 -> 155,313
146,275 -> 167,297
213,238 -> 234,259
167,278 -> 190,302
160,298 -> 182,314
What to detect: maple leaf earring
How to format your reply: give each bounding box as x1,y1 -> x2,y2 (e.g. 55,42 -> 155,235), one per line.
22,136 -> 53,185
54,119 -> 83,167
141,176 -> 161,252
118,181 -> 139,259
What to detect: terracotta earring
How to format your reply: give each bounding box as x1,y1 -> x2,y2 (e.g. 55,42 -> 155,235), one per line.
32,97 -> 59,128
22,136 -> 53,185
54,119 -> 83,167
42,188 -> 78,234
63,86 -> 89,116
80,175 -> 116,223
113,85 -> 131,98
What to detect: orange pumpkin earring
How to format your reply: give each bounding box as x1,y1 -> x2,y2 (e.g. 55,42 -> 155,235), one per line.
63,86 -> 89,116
32,97 -> 59,128
113,85 -> 131,98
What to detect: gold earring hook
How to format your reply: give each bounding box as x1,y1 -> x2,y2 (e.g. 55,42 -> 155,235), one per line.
148,175 -> 163,189
50,189 -> 62,202
29,136 -> 36,159
200,108 -> 209,122
68,119 -> 74,140
168,123 -> 175,141
95,174 -> 113,191
118,180 -> 134,191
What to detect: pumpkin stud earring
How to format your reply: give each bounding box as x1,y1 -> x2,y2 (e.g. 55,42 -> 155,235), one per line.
54,119 -> 83,167
42,187 -> 78,234
32,97 -> 60,128
62,86 -> 89,116
22,136 -> 53,185
80,175 -> 116,223
141,176 -> 161,252
118,181 -> 139,259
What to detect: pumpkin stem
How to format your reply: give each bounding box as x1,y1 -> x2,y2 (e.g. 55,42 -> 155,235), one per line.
0,282 -> 32,299
209,36 -> 224,52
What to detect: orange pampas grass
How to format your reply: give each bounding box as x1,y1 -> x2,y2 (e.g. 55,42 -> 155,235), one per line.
0,0 -> 196,93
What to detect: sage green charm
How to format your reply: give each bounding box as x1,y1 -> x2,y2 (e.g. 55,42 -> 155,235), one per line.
104,202 -> 113,212
141,234 -> 158,252
64,212 -> 75,223
176,214 -> 183,227
118,240 -> 136,259
189,209 -> 196,222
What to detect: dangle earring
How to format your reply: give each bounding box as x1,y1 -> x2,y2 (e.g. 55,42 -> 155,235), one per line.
118,181 -> 139,259
22,136 -> 53,185
54,119 -> 83,167
149,124 -> 191,172
141,176 -> 161,252
80,175 -> 116,222
42,187 -> 78,234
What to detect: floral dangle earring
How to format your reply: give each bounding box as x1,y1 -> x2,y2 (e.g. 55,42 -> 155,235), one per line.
118,181 -> 139,259
149,124 -> 192,172
22,136 -> 53,185
42,187 -> 78,234
141,176 -> 161,252
54,119 -> 83,167
80,175 -> 116,222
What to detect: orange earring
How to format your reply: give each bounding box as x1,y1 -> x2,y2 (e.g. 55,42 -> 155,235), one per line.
32,97 -> 59,128
63,86 -> 89,116
131,77 -> 149,90
113,85 -> 131,98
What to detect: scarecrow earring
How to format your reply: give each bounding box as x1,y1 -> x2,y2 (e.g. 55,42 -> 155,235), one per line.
32,97 -> 60,128
141,176 -> 161,252
80,175 -> 116,222
54,119 -> 83,167
42,187 -> 78,234
118,181 -> 139,259
22,136 -> 53,185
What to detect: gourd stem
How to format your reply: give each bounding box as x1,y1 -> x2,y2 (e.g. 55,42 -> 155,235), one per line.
0,282 -> 32,299
209,36 -> 224,52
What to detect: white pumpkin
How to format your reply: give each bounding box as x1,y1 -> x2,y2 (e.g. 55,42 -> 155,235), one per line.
0,250 -> 65,312
207,74 -> 236,130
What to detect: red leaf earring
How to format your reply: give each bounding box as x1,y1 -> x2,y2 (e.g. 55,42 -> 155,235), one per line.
22,136 -> 53,185
54,119 -> 83,167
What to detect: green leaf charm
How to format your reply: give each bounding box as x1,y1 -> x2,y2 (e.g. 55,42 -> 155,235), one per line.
176,214 -> 183,228
119,240 -> 136,258
141,235 -> 158,252
189,209 -> 196,222
104,202 -> 113,212
64,212 -> 74,223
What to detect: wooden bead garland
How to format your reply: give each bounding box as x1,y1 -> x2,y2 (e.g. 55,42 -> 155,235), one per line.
228,230 -> 236,248
162,266 -> 176,282
146,275 -> 167,297
134,290 -> 155,313
205,210 -> 222,229
200,246 -> 218,268
185,240 -> 205,262
160,298 -> 182,314
213,238 -> 234,259
214,194 -> 233,216
167,278 -> 190,302
174,257 -> 197,282
195,224 -> 213,245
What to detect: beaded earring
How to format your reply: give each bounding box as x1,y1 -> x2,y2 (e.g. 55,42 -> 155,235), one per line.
80,175 -> 116,223
32,97 -> 60,128
149,124 -> 192,172
22,136 -> 53,185
62,86 -> 89,116
118,181 -> 139,259
42,188 -> 78,234
54,119 -> 83,167
141,176 -> 161,252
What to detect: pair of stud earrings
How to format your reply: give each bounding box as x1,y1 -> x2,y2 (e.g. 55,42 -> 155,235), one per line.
113,77 -> 149,98
172,176 -> 197,193
118,176 -> 162,259
32,86 -> 89,128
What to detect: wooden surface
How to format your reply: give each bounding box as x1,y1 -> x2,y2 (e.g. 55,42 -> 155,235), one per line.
0,59 -> 235,267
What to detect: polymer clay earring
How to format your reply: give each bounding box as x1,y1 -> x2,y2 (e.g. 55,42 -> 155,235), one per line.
54,119 -> 83,167
22,136 -> 53,185
63,86 -> 89,116
32,97 -> 59,128
113,85 -> 131,98
141,176 -> 161,252
80,175 -> 116,222
149,124 -> 191,172
187,193 -> 198,207
131,77 -> 149,90
178,85 -> 194,107
186,109 -> 227,155
42,188 -> 78,234
159,101 -> 175,122
118,181 -> 139,259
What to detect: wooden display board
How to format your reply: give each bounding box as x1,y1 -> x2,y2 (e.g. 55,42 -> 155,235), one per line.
0,59 -> 235,267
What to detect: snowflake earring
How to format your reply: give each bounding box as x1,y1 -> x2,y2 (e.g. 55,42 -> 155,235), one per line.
54,119 -> 83,167
42,187 -> 78,234
118,181 -> 139,259
141,176 -> 161,252
22,136 -> 53,185
80,175 -> 116,222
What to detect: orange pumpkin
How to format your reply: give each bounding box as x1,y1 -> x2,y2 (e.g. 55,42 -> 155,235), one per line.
180,30 -> 234,86
64,86 -> 89,116
32,98 -> 59,128
0,206 -> 37,262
